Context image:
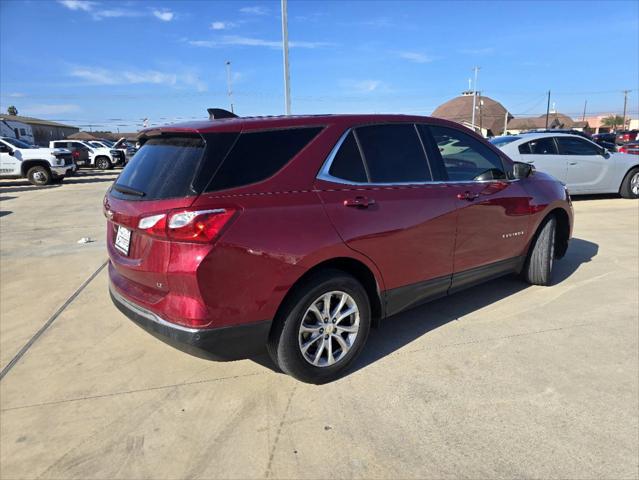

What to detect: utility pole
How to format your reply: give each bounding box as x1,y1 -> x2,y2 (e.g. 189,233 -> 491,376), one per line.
281,0 -> 291,115
545,90 -> 551,129
622,90 -> 630,131
470,66 -> 480,130
225,61 -> 234,113
503,110 -> 509,135
582,99 -> 587,121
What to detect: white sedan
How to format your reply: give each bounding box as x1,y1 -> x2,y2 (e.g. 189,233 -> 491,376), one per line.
491,133 -> 639,198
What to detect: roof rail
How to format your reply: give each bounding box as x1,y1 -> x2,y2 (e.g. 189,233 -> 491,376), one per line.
207,108 -> 238,120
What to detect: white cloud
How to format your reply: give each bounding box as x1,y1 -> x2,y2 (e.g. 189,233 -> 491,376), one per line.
8,92 -> 25,98
210,21 -> 236,30
24,104 -> 80,115
57,0 -> 94,11
152,9 -> 174,21
187,35 -> 332,49
353,80 -> 382,92
69,66 -> 206,91
239,6 -> 268,15
398,51 -> 433,63
58,1 -> 174,22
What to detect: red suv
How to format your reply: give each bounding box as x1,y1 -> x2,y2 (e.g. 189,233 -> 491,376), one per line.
106,114 -> 573,383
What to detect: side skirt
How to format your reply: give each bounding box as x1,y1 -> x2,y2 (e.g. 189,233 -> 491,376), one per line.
383,256 -> 525,318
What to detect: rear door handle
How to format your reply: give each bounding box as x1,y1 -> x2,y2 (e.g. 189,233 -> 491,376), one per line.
344,196 -> 375,208
456,191 -> 480,201
568,162 -> 578,165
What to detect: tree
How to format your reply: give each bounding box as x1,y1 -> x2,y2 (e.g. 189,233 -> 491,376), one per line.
6,105 -> 18,116
601,115 -> 627,130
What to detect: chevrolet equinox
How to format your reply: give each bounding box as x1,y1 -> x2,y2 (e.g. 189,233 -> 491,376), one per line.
106,113 -> 573,383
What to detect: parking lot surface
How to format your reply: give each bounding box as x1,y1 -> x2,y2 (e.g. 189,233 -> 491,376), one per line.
1,172 -> 638,479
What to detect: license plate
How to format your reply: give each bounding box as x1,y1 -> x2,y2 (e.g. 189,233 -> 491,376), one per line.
115,225 -> 131,256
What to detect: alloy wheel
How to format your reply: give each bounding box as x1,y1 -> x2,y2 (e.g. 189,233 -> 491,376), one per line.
298,291 -> 360,367
631,172 -> 639,196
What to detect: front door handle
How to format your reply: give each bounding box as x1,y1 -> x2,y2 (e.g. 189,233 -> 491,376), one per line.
568,162 -> 578,165
456,191 -> 480,201
344,196 -> 375,208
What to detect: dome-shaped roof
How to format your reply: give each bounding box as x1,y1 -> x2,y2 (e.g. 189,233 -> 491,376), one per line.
432,94 -> 511,135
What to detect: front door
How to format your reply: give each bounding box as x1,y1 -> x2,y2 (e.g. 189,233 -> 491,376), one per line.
518,136 -> 567,183
316,124 -> 458,314
556,136 -> 613,193
425,125 -> 532,290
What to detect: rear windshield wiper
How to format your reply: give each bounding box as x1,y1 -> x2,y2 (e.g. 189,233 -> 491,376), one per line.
113,184 -> 145,197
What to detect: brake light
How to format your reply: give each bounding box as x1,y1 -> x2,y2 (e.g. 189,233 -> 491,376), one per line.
168,209 -> 235,242
619,146 -> 627,154
138,208 -> 236,243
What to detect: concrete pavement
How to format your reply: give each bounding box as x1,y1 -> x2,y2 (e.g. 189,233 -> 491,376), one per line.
1,173 -> 637,479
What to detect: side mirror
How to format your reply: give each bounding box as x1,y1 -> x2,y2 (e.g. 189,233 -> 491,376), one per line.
513,161 -> 534,179
602,148 -> 610,158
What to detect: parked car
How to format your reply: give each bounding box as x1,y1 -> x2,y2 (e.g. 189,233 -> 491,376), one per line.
491,133 -> 639,198
619,142 -> 639,155
106,113 -> 573,383
87,140 -> 126,165
592,132 -> 616,144
616,130 -> 639,145
49,140 -> 121,170
113,138 -> 138,162
0,136 -> 76,185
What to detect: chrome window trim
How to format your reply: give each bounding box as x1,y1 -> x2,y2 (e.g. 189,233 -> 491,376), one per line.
316,126 -> 519,187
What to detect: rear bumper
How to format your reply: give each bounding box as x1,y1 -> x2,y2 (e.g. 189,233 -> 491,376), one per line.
109,285 -> 271,360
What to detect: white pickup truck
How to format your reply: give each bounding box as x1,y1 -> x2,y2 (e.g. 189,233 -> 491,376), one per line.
49,140 -> 122,170
0,137 -> 77,185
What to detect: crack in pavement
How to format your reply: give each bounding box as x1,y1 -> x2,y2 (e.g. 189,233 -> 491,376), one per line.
1,372 -> 265,412
0,260 -> 109,382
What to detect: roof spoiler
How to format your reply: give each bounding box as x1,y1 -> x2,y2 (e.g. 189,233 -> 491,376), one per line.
207,108 -> 238,120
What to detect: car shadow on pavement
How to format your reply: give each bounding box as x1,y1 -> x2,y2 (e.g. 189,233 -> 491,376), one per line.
0,210 -> 12,218
250,237 -> 599,379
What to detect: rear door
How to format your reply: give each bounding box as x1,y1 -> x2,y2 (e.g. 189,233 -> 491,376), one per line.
556,136 -> 613,193
316,123 -> 458,313
517,136 -> 567,183
424,124 -> 532,288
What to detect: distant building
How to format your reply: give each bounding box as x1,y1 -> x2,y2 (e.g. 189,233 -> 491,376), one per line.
432,91 -> 512,136
0,114 -> 79,146
67,131 -> 139,141
506,112 -> 584,134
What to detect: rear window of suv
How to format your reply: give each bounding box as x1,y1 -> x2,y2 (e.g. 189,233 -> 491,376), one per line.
113,135 -> 211,200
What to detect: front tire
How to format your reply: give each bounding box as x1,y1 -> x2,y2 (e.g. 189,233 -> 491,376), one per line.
27,166 -> 52,186
523,216 -> 556,286
619,167 -> 639,199
95,156 -> 113,170
268,269 -> 371,384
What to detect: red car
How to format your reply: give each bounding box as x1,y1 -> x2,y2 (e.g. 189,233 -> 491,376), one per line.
105,113 -> 573,383
619,142 -> 639,155
616,130 -> 639,145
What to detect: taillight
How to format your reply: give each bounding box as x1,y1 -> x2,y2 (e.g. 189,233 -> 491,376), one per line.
138,209 -> 236,243
168,209 -> 235,242
619,146 -> 627,154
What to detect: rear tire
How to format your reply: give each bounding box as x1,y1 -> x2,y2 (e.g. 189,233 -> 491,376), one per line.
268,269 -> 371,384
619,167 -> 639,199
96,156 -> 113,170
27,166 -> 52,186
523,216 -> 556,286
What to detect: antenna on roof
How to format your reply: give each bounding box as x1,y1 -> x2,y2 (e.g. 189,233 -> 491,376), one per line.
207,108 -> 239,120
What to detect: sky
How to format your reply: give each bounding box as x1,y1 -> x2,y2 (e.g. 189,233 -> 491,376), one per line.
0,0 -> 637,131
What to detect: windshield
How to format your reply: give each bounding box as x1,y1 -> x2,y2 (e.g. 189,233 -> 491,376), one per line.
489,136 -> 521,147
2,137 -> 36,148
89,141 -> 103,148
101,140 -> 115,147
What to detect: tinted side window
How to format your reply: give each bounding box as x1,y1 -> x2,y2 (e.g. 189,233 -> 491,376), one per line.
355,124 -> 431,183
556,137 -> 601,155
328,131 -> 367,182
521,137 -> 557,155
429,125 -> 506,181
207,127 -> 322,191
